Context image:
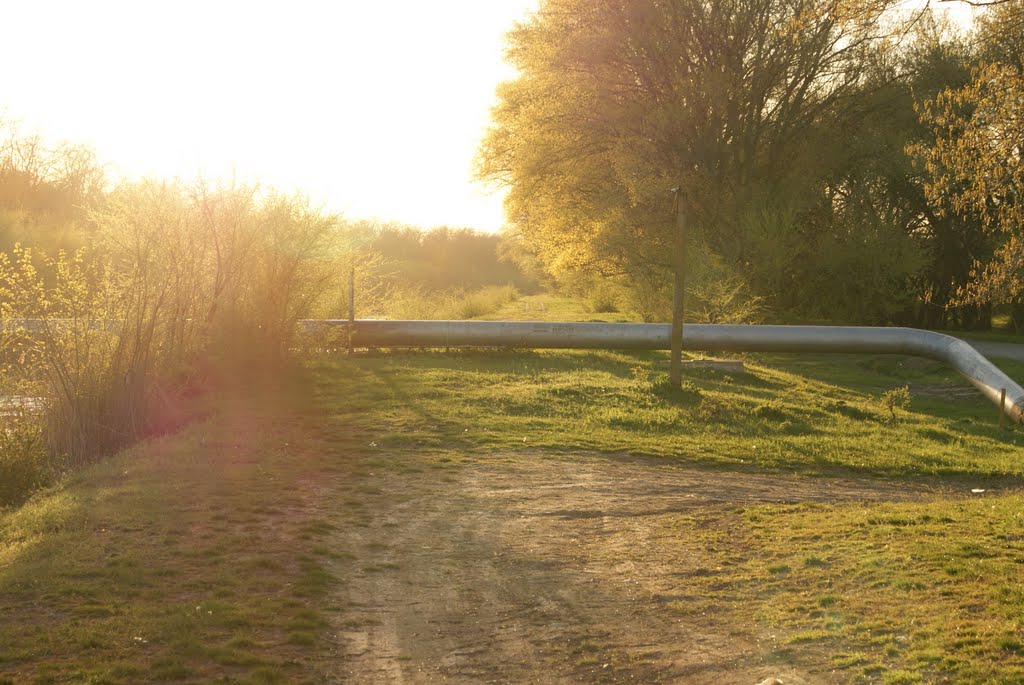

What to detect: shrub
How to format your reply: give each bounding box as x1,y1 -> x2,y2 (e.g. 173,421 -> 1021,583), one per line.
587,282 -> 621,313
754,400 -> 788,421
0,181 -> 343,475
381,284 -> 520,321
382,285 -> 442,320
294,321 -> 351,357
880,385 -> 912,421
446,285 -> 519,320
0,409 -> 51,507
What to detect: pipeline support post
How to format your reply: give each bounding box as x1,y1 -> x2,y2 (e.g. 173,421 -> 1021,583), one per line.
348,266 -> 355,356
1001,387 -> 1007,433
670,187 -> 687,387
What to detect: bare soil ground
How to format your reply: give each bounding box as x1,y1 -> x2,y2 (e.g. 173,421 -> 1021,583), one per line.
318,452 -> 938,684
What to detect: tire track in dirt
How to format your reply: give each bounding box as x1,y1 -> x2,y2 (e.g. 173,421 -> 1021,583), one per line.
323,453 -> 941,684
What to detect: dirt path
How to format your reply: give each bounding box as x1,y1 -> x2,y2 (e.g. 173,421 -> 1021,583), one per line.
320,453 -> 939,684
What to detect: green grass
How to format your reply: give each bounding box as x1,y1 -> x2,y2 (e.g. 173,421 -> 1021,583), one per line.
309,348 -> 1024,479
950,312 -> 1024,343
301,347 -> 1024,681
952,329 -> 1024,344
5,342 -> 1024,682
481,292 -> 635,322
0,378 -> 350,684
382,284 -> 526,321
380,289 -> 636,323
668,494 -> 1024,682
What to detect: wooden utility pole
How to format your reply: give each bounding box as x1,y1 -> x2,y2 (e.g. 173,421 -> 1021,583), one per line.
670,187 -> 687,387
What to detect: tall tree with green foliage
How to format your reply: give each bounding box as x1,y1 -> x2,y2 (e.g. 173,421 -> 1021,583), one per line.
478,0 -> 937,322
914,0 -> 1024,323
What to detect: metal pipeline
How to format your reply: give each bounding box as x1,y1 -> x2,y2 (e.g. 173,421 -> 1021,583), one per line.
310,319 -> 1024,424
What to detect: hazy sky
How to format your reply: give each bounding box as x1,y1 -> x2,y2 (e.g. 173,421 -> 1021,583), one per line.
2,0 -> 539,232
3,1 -> 977,233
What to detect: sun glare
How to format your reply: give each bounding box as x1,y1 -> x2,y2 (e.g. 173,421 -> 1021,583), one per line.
1,0 -> 539,232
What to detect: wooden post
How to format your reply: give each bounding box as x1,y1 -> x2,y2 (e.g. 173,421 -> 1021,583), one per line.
670,187 -> 687,387
1000,387 -> 1006,433
348,266 -> 355,356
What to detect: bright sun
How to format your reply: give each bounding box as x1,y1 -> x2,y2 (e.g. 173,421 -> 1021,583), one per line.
1,0 -> 539,232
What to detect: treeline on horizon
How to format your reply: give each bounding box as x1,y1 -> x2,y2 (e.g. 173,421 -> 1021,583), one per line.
0,119 -> 542,506
0,137 -> 539,314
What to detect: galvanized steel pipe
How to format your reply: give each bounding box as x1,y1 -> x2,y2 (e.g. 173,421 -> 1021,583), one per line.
318,319 -> 1024,424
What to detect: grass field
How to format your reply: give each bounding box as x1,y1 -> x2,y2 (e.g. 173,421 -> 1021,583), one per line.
312,348 -> 1024,479
478,292 -> 636,323
3,342 -> 1024,682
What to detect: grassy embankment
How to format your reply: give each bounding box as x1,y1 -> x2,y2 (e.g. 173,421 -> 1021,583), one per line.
4,302 -> 1024,681
321,348 -> 1023,477
0,375 -> 357,685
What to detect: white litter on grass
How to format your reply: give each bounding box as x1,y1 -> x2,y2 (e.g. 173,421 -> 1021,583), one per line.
972,489 -> 986,494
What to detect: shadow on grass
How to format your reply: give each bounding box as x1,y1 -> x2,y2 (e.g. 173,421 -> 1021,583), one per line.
679,365 -> 783,391
650,379 -> 703,407
319,349 -> 1024,484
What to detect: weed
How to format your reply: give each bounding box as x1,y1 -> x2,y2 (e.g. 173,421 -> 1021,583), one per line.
787,630 -> 832,644
881,385 -> 912,421
831,652 -> 870,668
587,284 -> 621,314
384,284 -> 520,321
244,666 -> 287,684
996,635 -> 1024,654
651,378 -> 703,406
754,400 -> 788,421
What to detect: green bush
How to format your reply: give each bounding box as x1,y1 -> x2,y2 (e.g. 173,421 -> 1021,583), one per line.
381,284 -> 520,321
586,282 -> 621,313
880,385 -> 912,421
382,285 -> 443,320
0,411 -> 52,507
1,181 -> 343,471
447,285 -> 519,319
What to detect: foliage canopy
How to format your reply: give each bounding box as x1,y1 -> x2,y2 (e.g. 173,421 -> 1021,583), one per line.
479,0 -> 1015,327
480,0 -> 898,276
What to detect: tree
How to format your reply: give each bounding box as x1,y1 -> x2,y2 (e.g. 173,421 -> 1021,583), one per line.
478,0 -> 900,312
914,0 -> 1024,319
0,120 -> 104,254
